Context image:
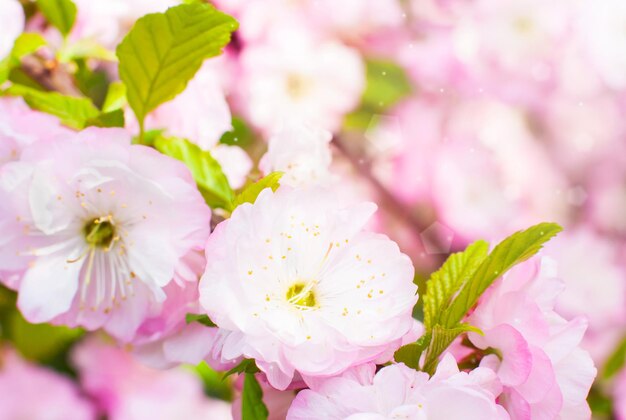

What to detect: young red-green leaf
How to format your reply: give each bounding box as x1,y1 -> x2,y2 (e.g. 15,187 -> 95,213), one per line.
242,373 -> 269,420
116,3 -> 237,135
440,222 -> 563,328
153,136 -> 234,209
230,172 -> 283,211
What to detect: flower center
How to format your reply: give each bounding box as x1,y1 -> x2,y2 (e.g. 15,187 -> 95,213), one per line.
285,73 -> 310,99
286,282 -> 317,309
514,15 -> 534,34
84,217 -> 115,249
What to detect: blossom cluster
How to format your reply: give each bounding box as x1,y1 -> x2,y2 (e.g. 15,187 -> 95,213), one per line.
0,0 -> 622,419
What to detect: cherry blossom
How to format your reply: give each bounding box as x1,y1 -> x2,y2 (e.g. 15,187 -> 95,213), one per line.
0,0 -> 23,59
467,257 -> 597,419
237,29 -> 365,133
0,97 -> 72,167
259,123 -> 333,187
0,128 -> 211,341
0,348 -> 95,420
72,337 -> 232,420
287,356 -> 508,419
199,186 -> 417,389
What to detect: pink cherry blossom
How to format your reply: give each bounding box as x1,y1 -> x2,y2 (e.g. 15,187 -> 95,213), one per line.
129,252 -> 236,372
72,337 -> 232,420
259,123 -> 334,187
0,0 -> 23,59
211,144 -> 253,190
287,356 -> 509,419
236,30 -> 365,133
576,0 -> 626,91
212,0 -> 403,43
0,347 -> 95,420
199,186 -> 417,389
0,97 -> 72,167
543,229 -> 625,333
0,128 -> 211,341
70,0 -> 176,48
142,63 -> 233,151
467,257 -> 597,419
126,61 -> 252,189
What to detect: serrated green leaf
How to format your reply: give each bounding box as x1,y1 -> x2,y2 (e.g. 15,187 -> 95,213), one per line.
603,337 -> 626,379
423,324 -> 481,374
223,358 -> 260,380
116,3 -> 237,133
230,172 -> 283,210
36,0 -> 77,36
6,85 -> 99,129
394,333 -> 431,370
102,81 -> 127,113
153,136 -> 234,209
423,240 -> 489,330
242,373 -> 269,420
185,313 -> 217,328
440,223 -> 563,328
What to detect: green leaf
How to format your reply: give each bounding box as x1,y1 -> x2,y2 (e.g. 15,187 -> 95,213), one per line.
242,373 -> 269,420
423,240 -> 489,330
133,129 -> 164,147
191,361 -> 233,401
603,337 -> 626,379
0,33 -> 47,84
231,172 -> 283,210
58,39 -> 117,63
223,358 -> 260,379
422,324 -> 482,374
361,58 -> 413,111
8,311 -> 83,362
12,33 -> 47,59
153,136 -> 234,209
86,109 -> 125,128
185,313 -> 217,328
394,334 -> 431,370
36,0 -> 77,36
102,81 -> 127,113
6,85 -> 99,129
343,58 -> 412,131
116,3 -> 237,133
440,223 -> 563,328
220,117 -> 254,147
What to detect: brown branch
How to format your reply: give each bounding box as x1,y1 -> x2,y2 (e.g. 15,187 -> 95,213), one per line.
332,135 -> 448,266
19,55 -> 82,96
